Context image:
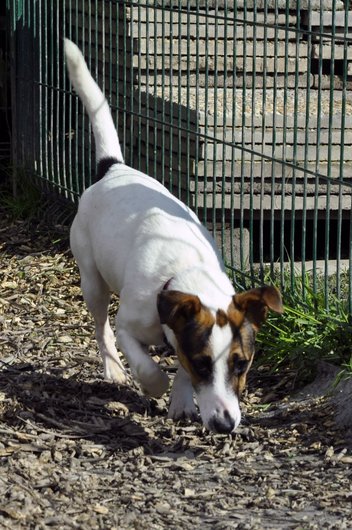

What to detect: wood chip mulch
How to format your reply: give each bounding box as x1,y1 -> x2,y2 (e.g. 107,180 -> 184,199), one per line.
0,207 -> 351,530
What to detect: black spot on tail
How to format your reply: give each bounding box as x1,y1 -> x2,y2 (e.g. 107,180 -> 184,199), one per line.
95,157 -> 122,182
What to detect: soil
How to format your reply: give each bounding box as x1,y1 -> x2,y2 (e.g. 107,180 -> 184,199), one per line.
0,208 -> 351,530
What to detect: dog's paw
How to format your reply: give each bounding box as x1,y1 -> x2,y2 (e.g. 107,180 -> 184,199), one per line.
168,397 -> 198,422
140,367 -> 169,398
104,359 -> 127,385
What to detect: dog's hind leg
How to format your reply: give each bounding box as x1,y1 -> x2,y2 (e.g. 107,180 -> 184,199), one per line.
80,269 -> 127,385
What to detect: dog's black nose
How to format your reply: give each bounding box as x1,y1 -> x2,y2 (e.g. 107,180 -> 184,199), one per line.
209,410 -> 235,434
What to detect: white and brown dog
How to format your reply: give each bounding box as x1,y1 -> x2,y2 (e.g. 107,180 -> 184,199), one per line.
65,39 -> 283,434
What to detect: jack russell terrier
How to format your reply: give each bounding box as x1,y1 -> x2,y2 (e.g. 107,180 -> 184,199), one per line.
64,39 -> 283,434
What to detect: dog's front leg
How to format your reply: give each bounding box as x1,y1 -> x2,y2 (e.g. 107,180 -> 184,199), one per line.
168,365 -> 198,421
116,328 -> 169,398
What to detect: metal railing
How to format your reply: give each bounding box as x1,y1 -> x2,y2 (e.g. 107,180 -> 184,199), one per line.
8,0 -> 352,311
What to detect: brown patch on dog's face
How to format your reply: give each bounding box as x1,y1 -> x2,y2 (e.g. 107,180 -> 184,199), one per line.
157,290 -> 215,386
157,285 -> 283,392
233,285 -> 283,330
225,286 -> 283,394
227,319 -> 256,396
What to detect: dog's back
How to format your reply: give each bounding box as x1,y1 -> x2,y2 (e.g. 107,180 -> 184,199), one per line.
65,39 -> 224,298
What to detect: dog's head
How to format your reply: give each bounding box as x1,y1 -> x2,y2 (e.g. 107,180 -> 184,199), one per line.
157,286 -> 283,433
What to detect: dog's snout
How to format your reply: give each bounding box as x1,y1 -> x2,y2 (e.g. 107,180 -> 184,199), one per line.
209,410 -> 235,434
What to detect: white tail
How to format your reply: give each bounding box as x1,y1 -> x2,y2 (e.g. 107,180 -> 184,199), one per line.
64,38 -> 124,164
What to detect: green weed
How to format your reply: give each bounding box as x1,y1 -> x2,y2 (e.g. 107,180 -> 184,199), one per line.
0,170 -> 41,219
256,272 -> 352,384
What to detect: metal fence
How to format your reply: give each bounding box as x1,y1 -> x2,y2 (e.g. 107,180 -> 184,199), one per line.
8,0 -> 352,311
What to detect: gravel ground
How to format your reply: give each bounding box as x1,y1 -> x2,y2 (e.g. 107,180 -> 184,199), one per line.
0,208 -> 351,530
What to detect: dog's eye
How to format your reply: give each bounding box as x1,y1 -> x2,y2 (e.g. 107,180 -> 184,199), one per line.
231,355 -> 249,376
191,356 -> 213,379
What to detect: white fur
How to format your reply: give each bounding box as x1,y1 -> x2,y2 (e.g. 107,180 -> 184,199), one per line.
197,324 -> 241,430
65,39 -> 240,430
64,39 -> 124,164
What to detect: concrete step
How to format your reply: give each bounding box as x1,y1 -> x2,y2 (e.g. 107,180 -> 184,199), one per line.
141,1 -> 344,9
312,43 -> 352,60
135,150 -> 351,180
131,55 -> 308,74
137,88 -> 352,124
302,10 -> 352,28
131,7 -> 297,26
135,121 -> 351,148
196,143 -> 350,162
187,192 -> 351,211
137,39 -> 308,58
136,72 -> 314,89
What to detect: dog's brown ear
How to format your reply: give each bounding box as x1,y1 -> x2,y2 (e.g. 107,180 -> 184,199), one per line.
157,290 -> 202,331
233,285 -> 283,330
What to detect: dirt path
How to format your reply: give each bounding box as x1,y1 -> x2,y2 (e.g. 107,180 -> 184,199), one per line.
0,212 -> 351,530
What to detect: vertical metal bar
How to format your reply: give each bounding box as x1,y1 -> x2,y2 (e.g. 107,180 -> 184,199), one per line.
161,0 -> 166,188
67,0 -> 73,198
220,2 -> 228,262
193,0 -> 200,217
73,0 -> 79,194
144,0 -> 150,176
129,1 -> 134,167
81,0 -> 86,190
136,0 -> 142,172
38,0 -> 43,181
10,0 -> 18,196
152,0 -> 158,179
203,0 -> 209,227
336,5 -> 349,305
240,3 -> 247,283
211,1 -> 218,239
229,3 -> 238,282
185,1 -> 191,207
49,0 -> 54,186
43,0 -> 49,185
259,3 -> 268,281
249,3 -> 257,284
311,1 -> 321,297
325,0 -> 337,310
270,0 -> 279,281
290,3 -> 301,293
177,1 -> 182,197
122,0 -> 127,161
279,1 -> 289,289
55,1 -> 60,193
87,0 -> 92,184
303,1 -> 314,300
61,0 -> 67,197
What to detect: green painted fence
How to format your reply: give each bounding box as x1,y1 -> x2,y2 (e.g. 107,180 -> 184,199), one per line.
8,0 -> 352,311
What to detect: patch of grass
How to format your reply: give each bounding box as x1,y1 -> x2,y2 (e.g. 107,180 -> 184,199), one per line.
256,273 -> 352,384
0,170 -> 41,220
